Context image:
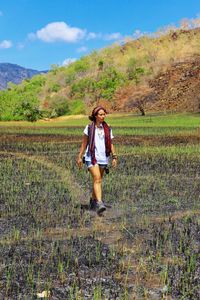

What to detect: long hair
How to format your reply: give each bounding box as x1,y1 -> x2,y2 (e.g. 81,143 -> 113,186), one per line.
88,106 -> 107,122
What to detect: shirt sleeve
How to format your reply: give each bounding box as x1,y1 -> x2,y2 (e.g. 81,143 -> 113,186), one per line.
83,125 -> 89,136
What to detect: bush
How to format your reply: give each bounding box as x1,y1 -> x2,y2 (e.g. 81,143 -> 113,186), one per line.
50,64 -> 60,75
14,101 -> 41,122
22,75 -> 46,92
71,77 -> 96,97
96,67 -> 127,100
65,73 -> 76,85
127,58 -> 145,83
73,58 -> 90,74
48,83 -> 61,93
70,99 -> 85,115
98,60 -> 104,70
0,112 -> 15,121
48,96 -> 70,117
70,67 -> 126,101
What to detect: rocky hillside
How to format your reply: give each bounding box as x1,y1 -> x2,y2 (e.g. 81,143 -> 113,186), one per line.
115,55 -> 200,114
149,56 -> 200,112
0,63 -> 45,90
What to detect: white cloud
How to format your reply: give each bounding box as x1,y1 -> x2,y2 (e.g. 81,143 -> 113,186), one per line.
28,22 -> 126,45
103,32 -> 122,41
62,58 -> 77,66
32,22 -> 86,43
86,32 -> 101,40
77,46 -> 88,53
0,40 -> 13,49
86,31 -> 123,41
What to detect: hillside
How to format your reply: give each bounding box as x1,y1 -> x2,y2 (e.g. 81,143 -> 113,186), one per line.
115,55 -> 200,114
1,27 -> 200,120
0,63 -> 45,90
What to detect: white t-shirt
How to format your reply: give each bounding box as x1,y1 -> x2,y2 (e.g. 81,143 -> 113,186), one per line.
84,124 -> 114,164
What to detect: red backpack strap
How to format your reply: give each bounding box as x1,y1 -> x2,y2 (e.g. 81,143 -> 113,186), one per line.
87,124 -> 91,136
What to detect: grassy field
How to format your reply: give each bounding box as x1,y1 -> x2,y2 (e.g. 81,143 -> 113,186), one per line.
0,113 -> 199,299
1,112 -> 200,126
0,112 -> 200,136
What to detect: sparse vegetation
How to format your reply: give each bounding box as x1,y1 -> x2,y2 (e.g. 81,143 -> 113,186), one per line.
0,113 -> 199,298
2,25 -> 200,120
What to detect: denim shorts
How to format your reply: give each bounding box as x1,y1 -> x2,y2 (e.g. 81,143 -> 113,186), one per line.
85,161 -> 107,169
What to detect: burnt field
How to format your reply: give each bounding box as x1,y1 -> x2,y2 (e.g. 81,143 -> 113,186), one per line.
0,125 -> 199,299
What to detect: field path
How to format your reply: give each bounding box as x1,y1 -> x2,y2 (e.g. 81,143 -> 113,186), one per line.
2,150 -> 199,247
0,151 -> 124,246
1,150 -> 200,298
0,151 -> 90,204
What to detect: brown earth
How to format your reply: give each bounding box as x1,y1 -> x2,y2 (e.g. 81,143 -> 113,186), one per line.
115,55 -> 200,114
1,132 -> 200,147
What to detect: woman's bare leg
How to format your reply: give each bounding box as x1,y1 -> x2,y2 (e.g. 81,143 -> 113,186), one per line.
91,166 -> 105,200
99,167 -> 105,178
89,165 -> 103,201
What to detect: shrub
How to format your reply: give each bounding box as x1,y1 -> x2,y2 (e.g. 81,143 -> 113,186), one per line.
98,60 -> 104,70
73,58 -> 89,74
96,67 -> 127,100
65,73 -> 76,85
22,75 -> 46,92
71,77 -> 96,97
69,99 -> 85,115
14,101 -> 41,122
50,64 -> 60,75
48,83 -> 61,93
127,58 -> 145,83
48,96 -> 70,117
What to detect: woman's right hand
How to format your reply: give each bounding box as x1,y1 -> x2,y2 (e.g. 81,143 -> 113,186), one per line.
77,157 -> 83,169
112,158 -> 117,168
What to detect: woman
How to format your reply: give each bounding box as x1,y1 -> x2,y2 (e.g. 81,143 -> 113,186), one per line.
77,106 -> 117,214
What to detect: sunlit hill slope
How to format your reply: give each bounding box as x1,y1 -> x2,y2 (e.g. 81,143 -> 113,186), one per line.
0,27 -> 200,120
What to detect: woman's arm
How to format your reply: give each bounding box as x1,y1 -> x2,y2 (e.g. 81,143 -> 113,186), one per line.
111,143 -> 117,168
76,134 -> 88,169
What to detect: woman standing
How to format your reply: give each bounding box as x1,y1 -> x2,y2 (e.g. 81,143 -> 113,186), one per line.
77,106 -> 117,214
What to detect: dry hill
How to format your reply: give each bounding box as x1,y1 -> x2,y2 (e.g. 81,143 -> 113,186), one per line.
1,26 -> 200,120
115,55 -> 200,114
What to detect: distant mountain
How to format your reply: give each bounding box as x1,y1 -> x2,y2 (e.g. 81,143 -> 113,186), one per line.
0,63 -> 46,90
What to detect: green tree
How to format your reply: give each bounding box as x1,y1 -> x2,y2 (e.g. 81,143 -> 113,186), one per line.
48,96 -> 70,117
127,58 -> 145,83
14,101 -> 41,122
96,67 -> 127,100
98,60 -> 104,71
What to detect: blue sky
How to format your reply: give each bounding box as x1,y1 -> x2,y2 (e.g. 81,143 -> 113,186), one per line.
0,0 -> 199,70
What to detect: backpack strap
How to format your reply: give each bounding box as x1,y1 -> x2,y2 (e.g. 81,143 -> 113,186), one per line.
88,124 -> 91,137
88,123 -> 111,139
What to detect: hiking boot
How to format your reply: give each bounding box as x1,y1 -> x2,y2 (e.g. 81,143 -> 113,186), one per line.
96,201 -> 106,214
89,198 -> 97,210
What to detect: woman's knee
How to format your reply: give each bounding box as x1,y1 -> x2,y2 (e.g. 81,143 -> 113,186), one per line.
93,177 -> 102,184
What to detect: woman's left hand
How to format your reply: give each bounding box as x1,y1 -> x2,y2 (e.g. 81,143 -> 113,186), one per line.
112,158 -> 117,168
77,157 -> 83,169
